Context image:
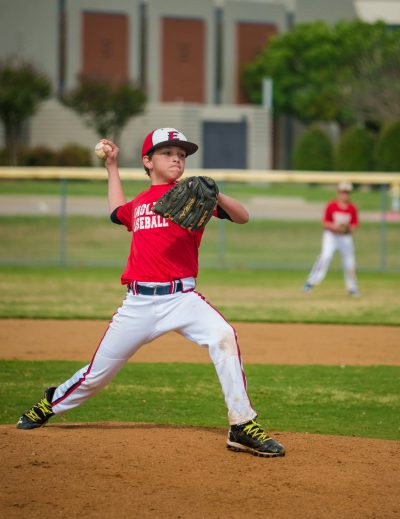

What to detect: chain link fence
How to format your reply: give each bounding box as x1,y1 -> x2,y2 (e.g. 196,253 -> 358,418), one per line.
1,169 -> 399,272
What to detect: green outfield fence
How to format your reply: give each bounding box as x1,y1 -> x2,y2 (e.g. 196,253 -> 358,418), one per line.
1,167 -> 399,272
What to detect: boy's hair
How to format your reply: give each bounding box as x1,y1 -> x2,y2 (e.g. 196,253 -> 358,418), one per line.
143,151 -> 153,176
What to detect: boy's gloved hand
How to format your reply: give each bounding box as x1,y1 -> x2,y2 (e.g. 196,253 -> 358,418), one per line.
152,176 -> 219,231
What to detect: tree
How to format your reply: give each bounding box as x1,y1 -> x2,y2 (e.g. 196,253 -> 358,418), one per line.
242,20 -> 400,129
243,22 -> 341,122
343,37 -> 400,125
63,76 -> 146,143
0,59 -> 51,165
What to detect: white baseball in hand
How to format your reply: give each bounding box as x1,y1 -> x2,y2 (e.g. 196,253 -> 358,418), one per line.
95,142 -> 112,159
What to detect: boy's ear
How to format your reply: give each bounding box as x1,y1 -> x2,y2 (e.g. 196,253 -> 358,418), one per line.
143,155 -> 153,171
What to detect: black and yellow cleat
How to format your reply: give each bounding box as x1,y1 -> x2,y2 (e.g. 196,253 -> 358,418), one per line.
17,387 -> 56,430
227,419 -> 285,458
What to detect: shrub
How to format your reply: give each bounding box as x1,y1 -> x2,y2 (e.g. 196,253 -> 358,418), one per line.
19,146 -> 57,166
335,127 -> 376,171
375,120 -> 400,172
292,126 -> 334,171
0,148 -> 11,165
56,143 -> 92,167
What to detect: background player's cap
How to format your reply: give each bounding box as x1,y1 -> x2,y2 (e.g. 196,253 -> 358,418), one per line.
337,182 -> 353,192
142,128 -> 198,158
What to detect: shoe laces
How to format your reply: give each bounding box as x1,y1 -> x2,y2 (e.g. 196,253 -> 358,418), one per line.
25,398 -> 53,422
243,420 -> 271,442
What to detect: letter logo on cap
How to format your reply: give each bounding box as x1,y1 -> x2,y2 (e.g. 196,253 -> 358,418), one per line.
168,131 -> 179,141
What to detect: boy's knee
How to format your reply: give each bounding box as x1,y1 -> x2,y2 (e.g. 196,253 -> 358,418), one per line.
209,326 -> 238,361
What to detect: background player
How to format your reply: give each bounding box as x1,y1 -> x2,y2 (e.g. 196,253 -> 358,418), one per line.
16,127 -> 285,459
304,182 -> 360,296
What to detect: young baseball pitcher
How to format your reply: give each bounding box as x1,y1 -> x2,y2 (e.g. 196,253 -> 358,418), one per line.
304,182 -> 360,296
17,128 -> 285,458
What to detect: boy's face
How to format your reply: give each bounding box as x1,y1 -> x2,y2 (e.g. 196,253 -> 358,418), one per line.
337,189 -> 351,202
143,146 -> 186,184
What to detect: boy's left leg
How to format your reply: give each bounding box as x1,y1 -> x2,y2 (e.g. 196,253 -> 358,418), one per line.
339,235 -> 359,295
159,290 -> 285,457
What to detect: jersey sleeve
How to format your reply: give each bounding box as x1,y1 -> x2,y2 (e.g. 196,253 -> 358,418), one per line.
111,201 -> 134,231
323,202 -> 334,223
350,204 -> 359,226
214,205 -> 233,221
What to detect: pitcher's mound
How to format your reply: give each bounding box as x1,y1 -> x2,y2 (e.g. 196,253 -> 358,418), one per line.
2,423 -> 399,519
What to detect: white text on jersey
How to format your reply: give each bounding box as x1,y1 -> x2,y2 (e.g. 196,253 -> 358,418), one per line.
134,203 -> 169,232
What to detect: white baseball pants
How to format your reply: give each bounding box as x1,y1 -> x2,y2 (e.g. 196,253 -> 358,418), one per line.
306,230 -> 358,291
51,290 -> 257,425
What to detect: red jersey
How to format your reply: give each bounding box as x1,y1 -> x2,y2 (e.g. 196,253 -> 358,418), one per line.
114,184 -> 221,284
324,200 -> 359,228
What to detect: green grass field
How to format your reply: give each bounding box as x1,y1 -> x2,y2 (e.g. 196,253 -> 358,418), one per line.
1,266 -> 399,440
0,178 -> 392,210
3,361 -> 399,440
0,266 -> 399,324
1,216 -> 399,271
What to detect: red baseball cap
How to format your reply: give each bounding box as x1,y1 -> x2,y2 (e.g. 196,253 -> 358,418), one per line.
142,127 -> 198,158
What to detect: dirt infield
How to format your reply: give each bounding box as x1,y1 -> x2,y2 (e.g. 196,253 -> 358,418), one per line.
1,319 -> 399,365
1,319 -> 399,519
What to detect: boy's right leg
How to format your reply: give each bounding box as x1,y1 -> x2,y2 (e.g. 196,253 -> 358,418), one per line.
17,293 -> 159,429
305,231 -> 336,289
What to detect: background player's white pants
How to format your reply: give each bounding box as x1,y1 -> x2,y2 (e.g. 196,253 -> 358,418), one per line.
51,290 -> 256,425
306,230 -> 358,291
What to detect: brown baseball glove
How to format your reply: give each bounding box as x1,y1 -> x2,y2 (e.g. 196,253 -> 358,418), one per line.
338,223 -> 351,234
152,176 -> 219,231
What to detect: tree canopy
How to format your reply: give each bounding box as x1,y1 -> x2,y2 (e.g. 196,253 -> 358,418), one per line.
0,59 -> 51,164
242,20 -> 400,128
63,76 -> 146,143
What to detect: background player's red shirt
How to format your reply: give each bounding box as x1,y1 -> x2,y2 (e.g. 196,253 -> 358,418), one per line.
115,184 -> 212,283
324,200 -> 359,229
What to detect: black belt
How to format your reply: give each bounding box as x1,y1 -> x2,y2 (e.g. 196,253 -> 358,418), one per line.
128,281 -> 183,296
